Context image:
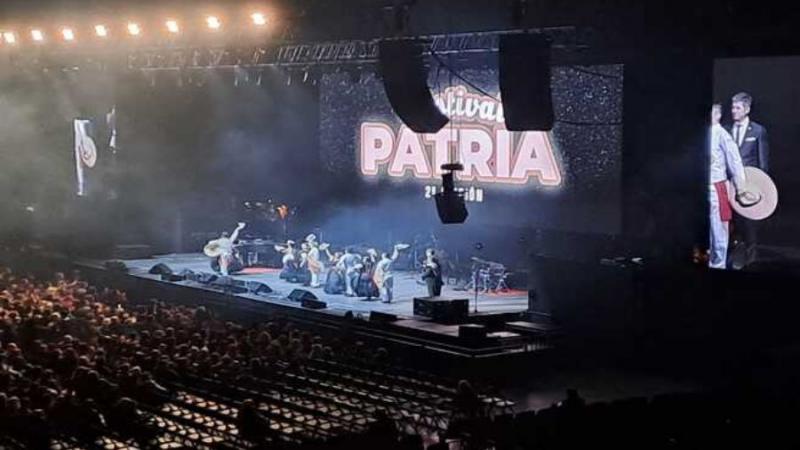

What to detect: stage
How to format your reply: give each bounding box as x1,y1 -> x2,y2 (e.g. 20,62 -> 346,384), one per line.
116,253 -> 529,319
71,252 -> 548,360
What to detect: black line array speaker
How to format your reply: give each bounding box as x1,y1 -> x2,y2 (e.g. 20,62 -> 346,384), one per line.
499,33 -> 554,131
434,172 -> 468,224
378,39 -> 449,133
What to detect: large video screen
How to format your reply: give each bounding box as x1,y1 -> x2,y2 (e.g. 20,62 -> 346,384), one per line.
318,57 -> 623,256
709,57 -> 800,270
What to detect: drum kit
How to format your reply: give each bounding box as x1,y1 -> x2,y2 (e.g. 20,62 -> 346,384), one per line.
464,256 -> 510,293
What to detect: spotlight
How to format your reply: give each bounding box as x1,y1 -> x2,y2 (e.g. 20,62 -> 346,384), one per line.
3,32 -> 17,44
127,22 -> 141,36
166,20 -> 179,34
94,24 -> 108,37
206,16 -> 221,30
62,28 -> 75,41
251,12 -> 267,26
31,29 -> 44,42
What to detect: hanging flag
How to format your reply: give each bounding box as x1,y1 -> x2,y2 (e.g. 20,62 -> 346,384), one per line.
106,106 -> 117,152
74,119 -> 98,196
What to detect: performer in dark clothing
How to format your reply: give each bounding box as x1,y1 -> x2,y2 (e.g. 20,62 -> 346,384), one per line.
729,92 -> 770,269
421,249 -> 443,297
324,250 -> 346,295
356,249 -> 380,300
204,222 -> 246,276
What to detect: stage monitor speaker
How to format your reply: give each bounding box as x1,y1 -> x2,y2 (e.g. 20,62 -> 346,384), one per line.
148,263 -> 173,276
458,324 -> 487,341
196,272 -> 219,285
301,298 -> 328,310
178,269 -> 197,281
246,281 -> 273,295
499,33 -> 554,131
378,39 -> 449,133
288,289 -> 318,303
211,276 -> 248,294
370,311 -> 399,324
413,297 -> 469,324
104,260 -> 128,272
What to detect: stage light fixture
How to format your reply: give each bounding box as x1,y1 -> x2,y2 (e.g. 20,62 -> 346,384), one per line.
251,12 -> 267,26
127,22 -> 141,36
31,29 -> 44,42
94,24 -> 108,37
3,32 -> 17,44
206,16 -> 221,30
62,28 -> 75,41
166,20 -> 179,34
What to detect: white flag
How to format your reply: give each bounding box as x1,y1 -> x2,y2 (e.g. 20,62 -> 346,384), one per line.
74,119 -> 98,196
106,106 -> 117,152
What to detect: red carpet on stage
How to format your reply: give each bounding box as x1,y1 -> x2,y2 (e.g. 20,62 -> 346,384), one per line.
486,289 -> 528,298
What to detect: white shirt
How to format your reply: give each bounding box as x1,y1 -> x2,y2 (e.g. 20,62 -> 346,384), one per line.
339,253 -> 362,272
733,117 -> 750,147
710,124 -> 746,188
376,257 -> 394,279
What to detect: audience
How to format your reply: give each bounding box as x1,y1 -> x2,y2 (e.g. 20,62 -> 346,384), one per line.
0,266 -> 439,448
0,264 -> 796,449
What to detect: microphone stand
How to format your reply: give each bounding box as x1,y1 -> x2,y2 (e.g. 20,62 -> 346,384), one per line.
472,263 -> 480,314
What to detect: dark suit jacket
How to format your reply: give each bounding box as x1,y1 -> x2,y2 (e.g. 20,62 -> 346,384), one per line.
730,120 -> 769,173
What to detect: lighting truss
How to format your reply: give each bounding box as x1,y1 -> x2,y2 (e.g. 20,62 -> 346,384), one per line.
0,27 -> 588,74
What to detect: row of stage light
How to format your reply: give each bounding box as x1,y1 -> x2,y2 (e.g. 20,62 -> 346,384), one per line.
0,13 -> 269,46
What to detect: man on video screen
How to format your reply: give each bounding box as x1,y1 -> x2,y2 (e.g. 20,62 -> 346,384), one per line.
729,92 -> 770,269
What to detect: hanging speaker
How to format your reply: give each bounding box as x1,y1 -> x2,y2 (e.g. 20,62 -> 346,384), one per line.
499,33 -> 554,131
434,170 -> 468,224
378,39 -> 449,133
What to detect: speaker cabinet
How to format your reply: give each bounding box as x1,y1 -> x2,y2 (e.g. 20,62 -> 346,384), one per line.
378,39 -> 449,133
499,33 -> 554,131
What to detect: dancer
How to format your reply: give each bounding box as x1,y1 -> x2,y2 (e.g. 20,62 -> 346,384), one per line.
305,234 -> 325,288
324,248 -> 346,294
337,247 -> 362,297
357,249 -> 380,300
204,222 -> 246,276
374,243 -> 409,303
274,240 -> 297,280
297,242 -> 312,285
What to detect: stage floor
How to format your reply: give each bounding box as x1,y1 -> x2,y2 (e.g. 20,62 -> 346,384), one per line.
120,253 -> 529,319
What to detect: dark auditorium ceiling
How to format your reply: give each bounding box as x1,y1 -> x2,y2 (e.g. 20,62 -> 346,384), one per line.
1,0 -> 798,48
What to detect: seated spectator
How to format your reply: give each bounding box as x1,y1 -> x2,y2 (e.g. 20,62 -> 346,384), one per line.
237,398 -> 274,443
